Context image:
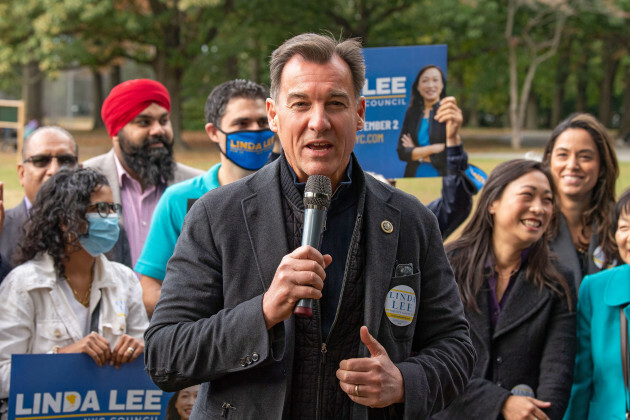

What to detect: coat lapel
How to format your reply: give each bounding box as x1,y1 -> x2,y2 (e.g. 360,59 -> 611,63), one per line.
241,161 -> 290,292
604,265 -> 630,307
468,288 -> 491,372
552,214 -> 582,289
362,178 -> 400,341
493,270 -> 550,339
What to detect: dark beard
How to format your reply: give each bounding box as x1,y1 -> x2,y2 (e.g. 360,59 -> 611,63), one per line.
118,132 -> 176,186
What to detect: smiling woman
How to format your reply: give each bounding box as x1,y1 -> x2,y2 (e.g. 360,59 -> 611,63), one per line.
543,113 -> 620,289
435,159 -> 576,420
563,188 -> 630,420
166,385 -> 199,420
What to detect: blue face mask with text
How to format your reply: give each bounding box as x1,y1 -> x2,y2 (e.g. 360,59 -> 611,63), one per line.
79,213 -> 120,257
216,128 -> 275,171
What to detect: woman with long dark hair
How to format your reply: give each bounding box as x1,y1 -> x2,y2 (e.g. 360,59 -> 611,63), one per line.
0,168 -> 148,401
435,159 -> 575,420
396,65 -> 460,177
165,385 -> 199,420
543,113 -> 619,288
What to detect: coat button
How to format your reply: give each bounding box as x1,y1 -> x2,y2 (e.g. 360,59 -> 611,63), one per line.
239,358 -> 247,367
496,356 -> 502,364
252,352 -> 259,362
245,356 -> 252,365
54,330 -> 61,338
496,381 -> 502,387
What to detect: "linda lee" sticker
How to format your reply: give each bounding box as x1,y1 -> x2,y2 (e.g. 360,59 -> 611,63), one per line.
384,285 -> 417,326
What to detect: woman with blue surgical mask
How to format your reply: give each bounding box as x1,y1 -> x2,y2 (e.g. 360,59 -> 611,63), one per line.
0,168 -> 148,404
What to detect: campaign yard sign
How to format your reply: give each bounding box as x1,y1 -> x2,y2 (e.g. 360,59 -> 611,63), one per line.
9,354 -> 172,420
354,45 -> 447,179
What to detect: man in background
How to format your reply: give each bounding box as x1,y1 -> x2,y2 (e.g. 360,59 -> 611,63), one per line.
84,79 -> 202,268
136,79 -> 273,316
0,126 -> 78,269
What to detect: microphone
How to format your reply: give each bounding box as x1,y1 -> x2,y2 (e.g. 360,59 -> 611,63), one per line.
294,175 -> 332,318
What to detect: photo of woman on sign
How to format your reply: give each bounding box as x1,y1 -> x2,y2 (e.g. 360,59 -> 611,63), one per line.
396,65 -> 463,177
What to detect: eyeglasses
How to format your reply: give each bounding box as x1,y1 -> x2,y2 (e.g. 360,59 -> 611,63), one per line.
22,154 -> 78,168
88,202 -> 122,218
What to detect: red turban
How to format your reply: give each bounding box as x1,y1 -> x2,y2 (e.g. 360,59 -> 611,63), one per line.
101,79 -> 171,137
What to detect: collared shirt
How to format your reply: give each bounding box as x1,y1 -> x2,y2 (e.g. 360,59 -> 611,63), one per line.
113,154 -> 165,268
23,197 -> 33,218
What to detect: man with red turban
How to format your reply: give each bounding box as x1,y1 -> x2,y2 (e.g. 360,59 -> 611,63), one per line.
84,79 -> 201,269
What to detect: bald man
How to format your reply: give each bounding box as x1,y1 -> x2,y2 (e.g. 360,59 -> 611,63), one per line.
83,79 -> 201,268
0,126 -> 79,268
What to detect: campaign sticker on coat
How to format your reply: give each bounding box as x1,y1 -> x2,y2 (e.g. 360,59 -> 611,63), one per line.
385,285 -> 417,326
354,45 -> 448,179
9,354 -> 173,419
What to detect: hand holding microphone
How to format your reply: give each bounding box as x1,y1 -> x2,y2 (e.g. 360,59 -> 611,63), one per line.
261,175 -> 332,328
294,175 -> 332,317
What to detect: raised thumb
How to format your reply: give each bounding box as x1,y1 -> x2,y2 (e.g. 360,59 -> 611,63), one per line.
360,326 -> 386,357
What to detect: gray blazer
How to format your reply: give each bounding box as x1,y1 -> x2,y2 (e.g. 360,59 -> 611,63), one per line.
83,149 -> 202,267
0,200 -> 29,267
145,157 -> 475,419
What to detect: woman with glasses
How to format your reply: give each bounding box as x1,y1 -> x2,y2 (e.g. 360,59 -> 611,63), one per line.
0,168 -> 148,402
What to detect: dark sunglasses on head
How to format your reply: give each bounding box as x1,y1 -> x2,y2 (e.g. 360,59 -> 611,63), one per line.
88,202 -> 122,218
23,154 -> 78,168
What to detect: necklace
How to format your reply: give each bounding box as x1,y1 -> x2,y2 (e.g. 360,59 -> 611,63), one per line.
65,271 -> 93,308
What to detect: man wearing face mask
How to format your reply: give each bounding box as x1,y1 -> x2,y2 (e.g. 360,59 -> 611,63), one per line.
135,79 -> 272,316
84,79 -> 202,269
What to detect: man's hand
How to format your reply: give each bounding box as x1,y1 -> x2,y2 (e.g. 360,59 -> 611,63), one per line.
501,395 -> 551,420
262,245 -> 331,329
336,326 -> 405,408
434,96 -> 463,146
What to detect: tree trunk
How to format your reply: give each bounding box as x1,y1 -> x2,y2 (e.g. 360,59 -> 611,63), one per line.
109,64 -> 122,91
598,42 -> 619,127
619,65 -> 630,141
154,49 -> 186,149
22,61 -> 43,123
575,54 -> 588,112
91,68 -> 104,129
467,93 -> 479,128
525,93 -> 538,129
551,38 -> 571,127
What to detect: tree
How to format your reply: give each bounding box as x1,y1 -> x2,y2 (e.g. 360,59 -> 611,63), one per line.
505,0 -> 569,149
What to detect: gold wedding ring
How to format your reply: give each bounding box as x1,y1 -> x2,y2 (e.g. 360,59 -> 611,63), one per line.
355,384 -> 360,397
126,346 -> 135,354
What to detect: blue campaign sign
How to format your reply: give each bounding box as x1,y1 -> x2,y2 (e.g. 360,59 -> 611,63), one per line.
355,45 -> 447,179
9,354 -> 173,420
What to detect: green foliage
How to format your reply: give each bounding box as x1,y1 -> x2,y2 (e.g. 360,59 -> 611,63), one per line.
2,0 -> 630,130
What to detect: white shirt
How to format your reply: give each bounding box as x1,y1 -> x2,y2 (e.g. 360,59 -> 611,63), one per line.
0,253 -> 149,398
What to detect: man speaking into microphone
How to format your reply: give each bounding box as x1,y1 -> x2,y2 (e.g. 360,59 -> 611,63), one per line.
145,33 -> 475,419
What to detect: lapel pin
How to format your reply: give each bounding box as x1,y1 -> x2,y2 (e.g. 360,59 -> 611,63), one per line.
381,220 -> 393,234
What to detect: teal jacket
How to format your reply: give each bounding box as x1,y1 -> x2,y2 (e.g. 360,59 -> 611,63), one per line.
564,264 -> 630,420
